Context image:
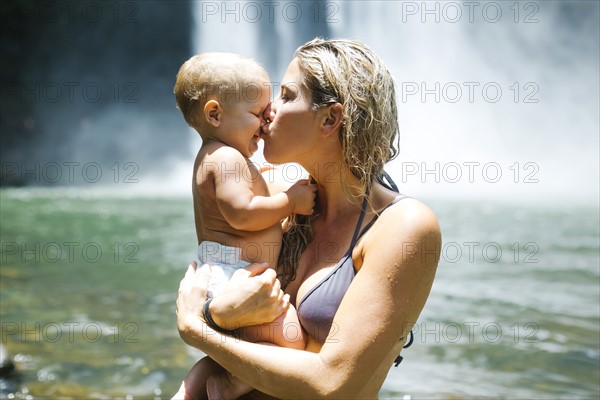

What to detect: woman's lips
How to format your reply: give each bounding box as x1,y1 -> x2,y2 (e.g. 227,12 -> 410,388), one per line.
260,125 -> 269,136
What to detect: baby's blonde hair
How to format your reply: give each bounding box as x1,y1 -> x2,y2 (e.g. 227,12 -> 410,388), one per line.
279,38 -> 400,287
173,53 -> 268,131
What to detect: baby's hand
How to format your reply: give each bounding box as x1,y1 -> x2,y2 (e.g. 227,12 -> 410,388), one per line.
286,179 -> 317,215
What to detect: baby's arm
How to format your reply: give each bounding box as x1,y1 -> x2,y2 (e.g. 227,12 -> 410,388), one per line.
211,147 -> 316,231
237,303 -> 306,349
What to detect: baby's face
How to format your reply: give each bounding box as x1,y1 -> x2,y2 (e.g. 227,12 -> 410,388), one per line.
218,78 -> 271,158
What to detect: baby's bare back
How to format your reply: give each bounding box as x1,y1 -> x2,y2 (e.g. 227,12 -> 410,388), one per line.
193,143 -> 282,267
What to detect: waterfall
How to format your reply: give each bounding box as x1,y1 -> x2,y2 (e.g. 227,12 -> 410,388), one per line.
0,1 -> 194,188
326,1 -> 599,204
191,0 -> 599,204
3,1 -> 595,205
192,0 -> 329,86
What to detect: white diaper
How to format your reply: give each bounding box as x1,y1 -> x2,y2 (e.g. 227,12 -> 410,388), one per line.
198,241 -> 250,298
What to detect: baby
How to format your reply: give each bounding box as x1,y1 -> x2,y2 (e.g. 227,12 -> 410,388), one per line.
173,53 -> 314,399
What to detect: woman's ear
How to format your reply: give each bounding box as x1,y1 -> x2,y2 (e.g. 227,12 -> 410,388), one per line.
321,103 -> 343,137
204,100 -> 222,127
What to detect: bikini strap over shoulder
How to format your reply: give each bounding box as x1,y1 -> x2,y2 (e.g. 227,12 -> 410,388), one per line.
354,194 -> 409,242
346,190 -> 370,253
377,170 -> 399,193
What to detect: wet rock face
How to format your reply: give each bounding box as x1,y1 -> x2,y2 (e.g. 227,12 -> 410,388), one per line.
0,1 -> 194,187
0,343 -> 21,396
0,343 -> 13,372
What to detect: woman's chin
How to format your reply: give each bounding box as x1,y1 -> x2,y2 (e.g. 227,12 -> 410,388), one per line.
262,150 -> 276,164
261,145 -> 271,162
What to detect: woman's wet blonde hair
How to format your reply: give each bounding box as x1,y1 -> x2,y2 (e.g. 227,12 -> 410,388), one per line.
278,38 -> 400,287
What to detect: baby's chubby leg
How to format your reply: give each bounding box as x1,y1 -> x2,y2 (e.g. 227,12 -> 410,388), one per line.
206,307 -> 305,399
238,304 -> 306,349
172,356 -> 224,400
174,308 -> 304,400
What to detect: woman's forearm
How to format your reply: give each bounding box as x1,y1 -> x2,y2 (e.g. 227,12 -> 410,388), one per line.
176,263 -> 342,397
208,264 -> 289,329
181,320 -> 342,398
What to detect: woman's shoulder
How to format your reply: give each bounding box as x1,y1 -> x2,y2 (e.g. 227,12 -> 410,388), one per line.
361,194 -> 441,264
384,196 -> 440,236
371,181 -> 440,236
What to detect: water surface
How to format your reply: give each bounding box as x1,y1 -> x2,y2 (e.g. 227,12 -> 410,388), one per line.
1,189 -> 598,399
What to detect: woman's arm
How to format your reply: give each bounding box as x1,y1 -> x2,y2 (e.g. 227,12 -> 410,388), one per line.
178,264 -> 334,397
177,199 -> 441,397
317,199 -> 441,392
207,263 -> 290,329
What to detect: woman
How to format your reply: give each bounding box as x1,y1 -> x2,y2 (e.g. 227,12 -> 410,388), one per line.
175,38 -> 441,399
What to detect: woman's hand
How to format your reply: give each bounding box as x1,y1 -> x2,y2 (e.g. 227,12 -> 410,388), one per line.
176,262 -> 210,345
209,263 -> 290,330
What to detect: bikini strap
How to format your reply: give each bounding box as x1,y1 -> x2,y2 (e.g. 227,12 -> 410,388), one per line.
377,170 -> 399,192
394,330 -> 415,367
354,195 -> 410,242
346,192 -> 370,253
348,171 -> 402,249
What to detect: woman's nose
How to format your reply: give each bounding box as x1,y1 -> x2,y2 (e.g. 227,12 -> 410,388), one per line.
262,102 -> 274,125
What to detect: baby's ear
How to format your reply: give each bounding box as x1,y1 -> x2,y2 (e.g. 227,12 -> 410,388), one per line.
204,100 -> 222,127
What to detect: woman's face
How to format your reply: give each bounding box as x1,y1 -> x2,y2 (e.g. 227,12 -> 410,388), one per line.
260,58 -> 321,165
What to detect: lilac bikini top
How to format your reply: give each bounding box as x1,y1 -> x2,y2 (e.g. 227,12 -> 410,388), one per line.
296,195 -> 407,344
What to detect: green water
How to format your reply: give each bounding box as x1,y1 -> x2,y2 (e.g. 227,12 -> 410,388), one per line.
1,189 -> 599,399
